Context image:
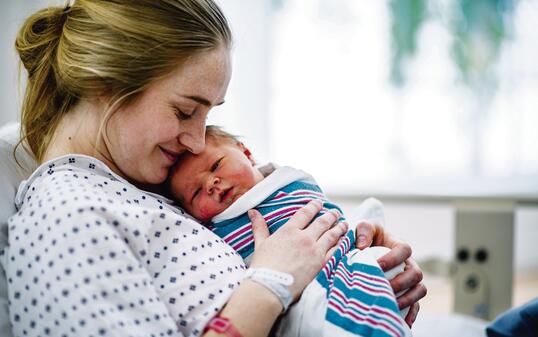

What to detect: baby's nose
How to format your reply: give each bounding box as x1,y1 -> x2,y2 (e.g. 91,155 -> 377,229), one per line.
205,176 -> 221,194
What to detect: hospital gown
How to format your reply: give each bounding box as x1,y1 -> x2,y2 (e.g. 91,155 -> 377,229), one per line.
1,154 -> 245,337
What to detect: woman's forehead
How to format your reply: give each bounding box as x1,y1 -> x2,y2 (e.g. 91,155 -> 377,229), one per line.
162,48 -> 231,102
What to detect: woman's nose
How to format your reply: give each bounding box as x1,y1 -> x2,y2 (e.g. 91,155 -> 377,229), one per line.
178,128 -> 206,154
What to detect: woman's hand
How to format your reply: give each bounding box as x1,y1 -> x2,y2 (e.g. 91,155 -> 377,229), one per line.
248,200 -> 348,300
356,221 -> 427,328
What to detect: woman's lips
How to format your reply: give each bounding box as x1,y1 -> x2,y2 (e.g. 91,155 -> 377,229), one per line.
160,147 -> 180,163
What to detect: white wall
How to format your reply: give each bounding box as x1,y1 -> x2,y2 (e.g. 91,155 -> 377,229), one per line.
211,0 -> 273,162
2,1 -> 537,273
0,2 -> 24,125
1,1 -> 66,125
0,1 -> 273,161
332,196 -> 538,273
515,206 -> 538,272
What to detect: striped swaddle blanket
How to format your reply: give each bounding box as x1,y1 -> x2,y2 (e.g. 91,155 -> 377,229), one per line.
210,166 -> 410,337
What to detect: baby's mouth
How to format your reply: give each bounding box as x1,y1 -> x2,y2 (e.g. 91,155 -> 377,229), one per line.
219,187 -> 233,203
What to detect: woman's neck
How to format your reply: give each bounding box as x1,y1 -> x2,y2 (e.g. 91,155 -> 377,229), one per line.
42,99 -> 121,176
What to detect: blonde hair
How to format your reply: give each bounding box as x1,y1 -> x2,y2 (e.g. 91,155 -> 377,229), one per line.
205,125 -> 241,145
15,0 -> 231,163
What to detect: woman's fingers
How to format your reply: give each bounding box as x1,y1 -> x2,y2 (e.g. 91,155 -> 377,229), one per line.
324,245 -> 339,262
396,279 -> 427,309
404,302 -> 420,328
355,221 -> 375,249
304,208 -> 341,240
376,242 -> 412,271
286,200 -> 323,230
389,257 -> 425,296
317,221 -> 348,253
249,209 -> 270,247
324,223 -> 350,261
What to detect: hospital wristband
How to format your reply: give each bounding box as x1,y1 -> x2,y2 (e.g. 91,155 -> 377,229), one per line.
244,268 -> 294,312
204,316 -> 243,337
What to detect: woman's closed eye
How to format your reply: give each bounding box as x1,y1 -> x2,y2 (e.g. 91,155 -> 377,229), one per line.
174,107 -> 196,120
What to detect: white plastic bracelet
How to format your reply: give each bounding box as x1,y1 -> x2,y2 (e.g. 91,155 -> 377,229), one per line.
244,268 -> 294,312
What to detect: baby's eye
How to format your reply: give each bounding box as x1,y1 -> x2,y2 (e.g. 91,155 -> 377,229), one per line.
211,158 -> 223,172
192,187 -> 201,201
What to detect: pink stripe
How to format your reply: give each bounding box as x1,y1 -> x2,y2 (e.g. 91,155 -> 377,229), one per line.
322,234 -> 352,275
265,206 -> 301,221
232,210 -> 296,252
224,223 -> 253,243
263,196 -> 313,207
291,190 -> 325,198
339,265 -> 390,286
323,257 -> 335,275
330,289 -> 403,337
272,191 -> 288,200
336,270 -> 394,298
228,208 -> 298,251
224,203 -> 304,244
233,235 -> 253,252
332,287 -> 403,326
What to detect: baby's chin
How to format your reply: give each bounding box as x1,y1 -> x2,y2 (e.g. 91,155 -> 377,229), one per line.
194,193 -> 246,223
195,207 -> 223,223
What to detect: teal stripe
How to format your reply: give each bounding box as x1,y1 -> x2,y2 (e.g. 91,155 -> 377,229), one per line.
326,306 -> 400,337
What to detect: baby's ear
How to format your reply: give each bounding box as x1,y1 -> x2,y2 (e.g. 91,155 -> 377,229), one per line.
237,142 -> 256,165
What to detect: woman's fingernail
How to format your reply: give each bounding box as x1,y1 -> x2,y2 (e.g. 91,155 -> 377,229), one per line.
247,210 -> 257,220
379,261 -> 386,270
358,234 -> 366,246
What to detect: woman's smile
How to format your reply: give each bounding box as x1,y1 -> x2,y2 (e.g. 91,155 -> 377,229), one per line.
160,146 -> 181,163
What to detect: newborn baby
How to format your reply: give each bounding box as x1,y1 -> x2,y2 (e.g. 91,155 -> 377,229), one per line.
168,126 -> 411,337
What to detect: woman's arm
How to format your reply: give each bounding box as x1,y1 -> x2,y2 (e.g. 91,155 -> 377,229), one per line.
356,221 -> 427,327
203,200 -> 347,337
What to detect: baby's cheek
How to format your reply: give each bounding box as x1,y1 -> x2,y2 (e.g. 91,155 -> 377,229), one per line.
197,201 -> 220,222
233,168 -> 259,189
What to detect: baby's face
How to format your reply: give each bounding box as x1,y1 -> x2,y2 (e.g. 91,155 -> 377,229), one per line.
169,141 -> 264,222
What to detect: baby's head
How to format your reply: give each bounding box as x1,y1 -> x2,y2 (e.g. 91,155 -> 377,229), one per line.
168,126 -> 264,222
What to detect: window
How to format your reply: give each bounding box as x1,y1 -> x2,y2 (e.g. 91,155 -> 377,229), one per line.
267,0 -> 538,194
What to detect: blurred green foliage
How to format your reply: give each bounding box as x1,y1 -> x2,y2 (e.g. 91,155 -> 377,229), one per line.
451,0 -> 514,89
389,0 -> 426,87
389,0 -> 514,89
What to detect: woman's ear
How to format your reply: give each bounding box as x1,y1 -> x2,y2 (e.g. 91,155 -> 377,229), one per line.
237,142 -> 256,165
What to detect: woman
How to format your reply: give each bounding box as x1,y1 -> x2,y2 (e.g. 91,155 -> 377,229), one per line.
5,1 -> 425,336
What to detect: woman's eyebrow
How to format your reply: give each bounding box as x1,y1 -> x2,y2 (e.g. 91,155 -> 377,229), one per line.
182,95 -> 225,107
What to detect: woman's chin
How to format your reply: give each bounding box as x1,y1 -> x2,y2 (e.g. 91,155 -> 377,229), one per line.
142,168 -> 168,185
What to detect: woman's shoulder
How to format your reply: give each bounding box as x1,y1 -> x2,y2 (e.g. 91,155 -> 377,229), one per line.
9,154 -> 195,238
15,155 -> 118,207
13,154 -> 176,216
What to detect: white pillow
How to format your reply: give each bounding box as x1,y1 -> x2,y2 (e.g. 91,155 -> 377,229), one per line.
0,122 -> 36,337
